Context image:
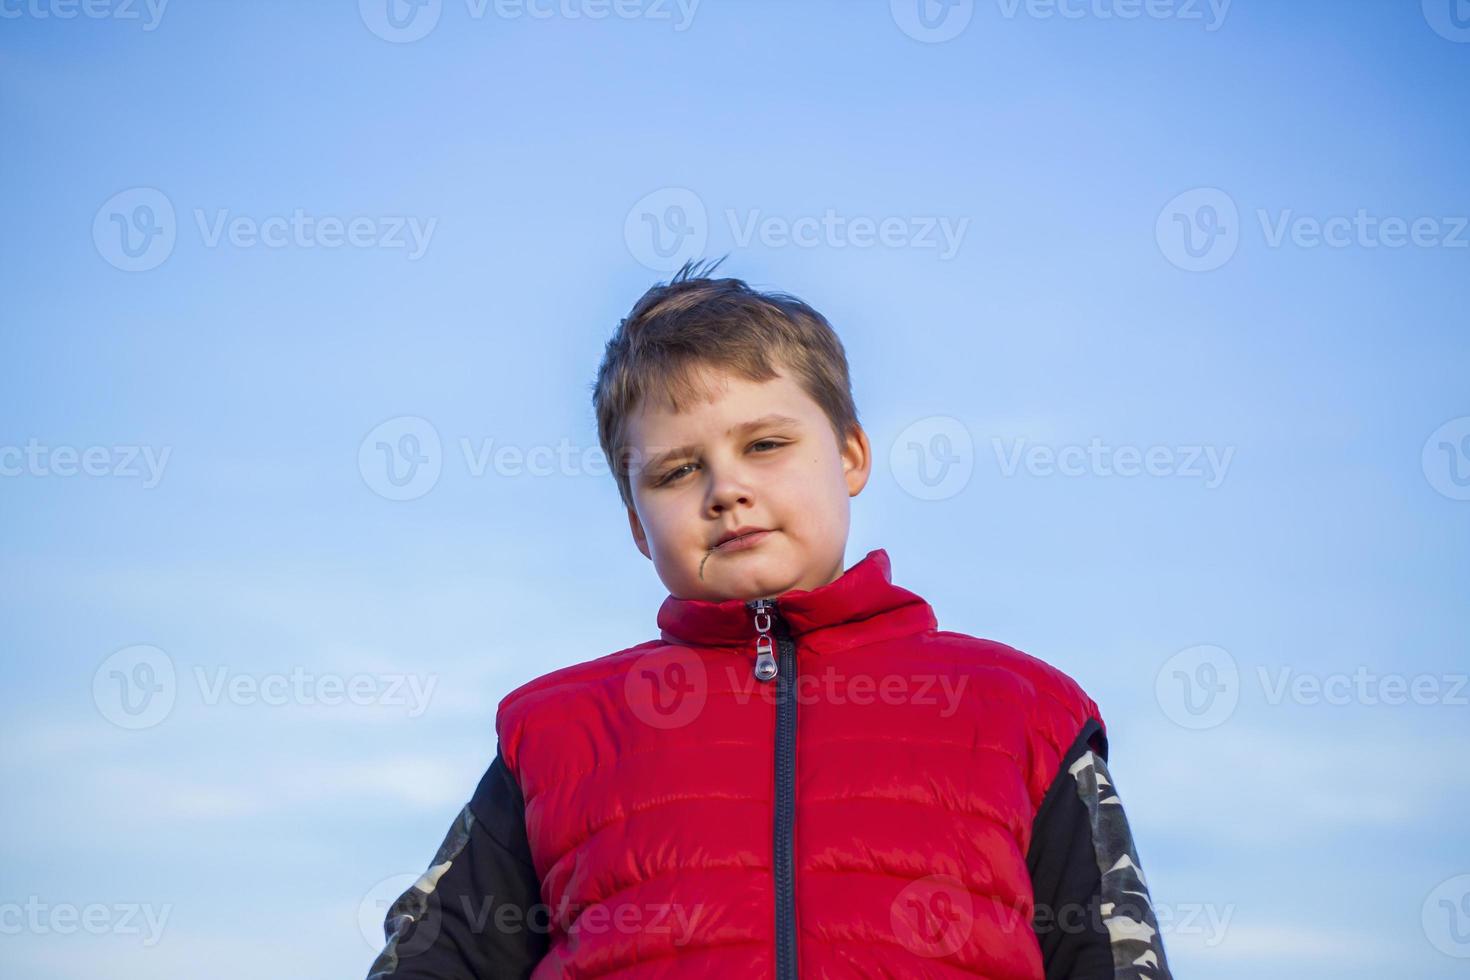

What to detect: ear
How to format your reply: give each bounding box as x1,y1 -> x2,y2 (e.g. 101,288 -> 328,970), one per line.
627,504 -> 651,560
841,423 -> 873,498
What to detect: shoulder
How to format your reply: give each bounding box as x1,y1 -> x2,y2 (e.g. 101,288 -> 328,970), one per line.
492,638 -> 668,765
931,630 -> 1107,781
495,637 -> 665,718
933,631 -> 1101,719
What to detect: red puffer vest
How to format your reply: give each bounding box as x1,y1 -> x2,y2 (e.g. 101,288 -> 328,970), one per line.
495,548 -> 1103,978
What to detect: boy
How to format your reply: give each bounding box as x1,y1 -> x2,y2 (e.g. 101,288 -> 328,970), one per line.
366,259 -> 1173,979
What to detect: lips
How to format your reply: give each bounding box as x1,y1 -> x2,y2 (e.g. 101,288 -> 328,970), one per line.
714,527 -> 771,549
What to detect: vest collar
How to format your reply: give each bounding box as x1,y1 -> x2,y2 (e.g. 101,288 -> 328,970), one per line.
656,548 -> 937,656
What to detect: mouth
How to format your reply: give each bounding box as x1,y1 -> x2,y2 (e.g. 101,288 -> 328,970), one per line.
712,527 -> 775,552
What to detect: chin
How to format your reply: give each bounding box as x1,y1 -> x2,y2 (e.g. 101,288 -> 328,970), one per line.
714,557 -> 794,599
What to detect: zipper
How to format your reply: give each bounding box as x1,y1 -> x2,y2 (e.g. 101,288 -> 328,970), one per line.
750,599 -> 778,681
747,597 -> 799,979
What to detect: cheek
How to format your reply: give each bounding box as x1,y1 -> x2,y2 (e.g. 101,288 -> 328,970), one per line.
807,455 -> 855,514
773,458 -> 844,511
644,501 -> 680,535
641,496 -> 701,548
801,448 -> 846,487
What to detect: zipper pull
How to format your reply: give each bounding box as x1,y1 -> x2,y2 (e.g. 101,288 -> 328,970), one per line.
750,598 -> 778,682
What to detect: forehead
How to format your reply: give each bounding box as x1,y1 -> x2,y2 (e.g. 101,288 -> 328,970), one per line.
624,365 -> 821,449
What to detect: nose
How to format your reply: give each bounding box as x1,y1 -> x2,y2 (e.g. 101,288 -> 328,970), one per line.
704,457 -> 756,517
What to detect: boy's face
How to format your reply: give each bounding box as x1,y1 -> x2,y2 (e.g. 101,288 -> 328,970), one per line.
623,363 -> 871,602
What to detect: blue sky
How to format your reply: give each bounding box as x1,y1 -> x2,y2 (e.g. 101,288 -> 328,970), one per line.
2,2 -> 1469,977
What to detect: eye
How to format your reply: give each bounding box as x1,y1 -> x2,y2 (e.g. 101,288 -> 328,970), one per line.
654,440 -> 787,487
656,463 -> 695,486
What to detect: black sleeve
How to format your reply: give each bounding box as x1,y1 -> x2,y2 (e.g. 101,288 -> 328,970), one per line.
1026,720 -> 1173,980
366,746 -> 548,979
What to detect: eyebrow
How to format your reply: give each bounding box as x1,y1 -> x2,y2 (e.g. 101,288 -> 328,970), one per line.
635,413 -> 803,473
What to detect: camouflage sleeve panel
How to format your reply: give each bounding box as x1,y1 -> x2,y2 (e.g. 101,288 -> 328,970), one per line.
366,746 -> 546,979
1026,719 -> 1173,980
